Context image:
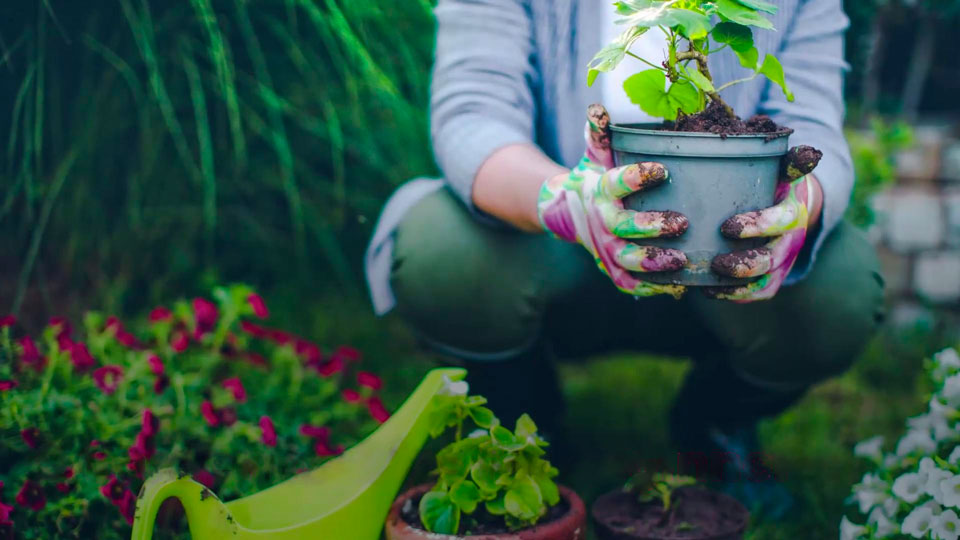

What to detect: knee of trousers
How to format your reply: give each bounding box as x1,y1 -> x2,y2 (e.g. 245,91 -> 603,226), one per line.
388,190 -> 548,358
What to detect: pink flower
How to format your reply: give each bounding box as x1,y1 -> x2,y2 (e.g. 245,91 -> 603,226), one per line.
268,329 -> 292,345
148,306 -> 173,322
17,337 -> 46,372
331,345 -> 361,363
55,483 -> 70,494
240,320 -> 268,338
15,480 -> 45,511
259,416 -> 277,447
357,371 -> 382,391
49,317 -> 72,351
295,340 -> 322,364
219,408 -> 237,427
20,428 -> 39,449
69,342 -> 97,372
221,377 -> 247,402
117,490 -> 136,524
92,365 -> 123,394
192,297 -> 218,337
367,397 -> 390,424
153,375 -> 169,394
142,409 -> 159,437
170,330 -> 189,352
128,431 -> 155,462
0,315 -> 15,328
0,499 -> 12,522
342,389 -> 362,403
92,451 -> 107,461
314,356 -> 343,377
194,469 -> 216,488
201,400 -> 220,427
100,475 -> 124,502
299,424 -> 331,440
243,352 -> 268,367
105,317 -> 139,348
101,476 -> 135,524
63,467 -> 74,480
247,294 -> 269,319
0,380 -> 17,392
147,354 -> 164,375
314,439 -> 344,457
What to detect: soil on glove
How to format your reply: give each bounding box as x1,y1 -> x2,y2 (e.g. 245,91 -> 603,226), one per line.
669,101 -> 790,138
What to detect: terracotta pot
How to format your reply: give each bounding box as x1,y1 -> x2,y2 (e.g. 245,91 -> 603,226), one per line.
385,483 -> 587,540
591,487 -> 748,540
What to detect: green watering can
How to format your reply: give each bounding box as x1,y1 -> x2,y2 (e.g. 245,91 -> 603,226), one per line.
130,367 -> 466,540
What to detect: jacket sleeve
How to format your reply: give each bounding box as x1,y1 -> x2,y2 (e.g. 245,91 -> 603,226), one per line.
430,0 -> 539,210
759,0 -> 853,283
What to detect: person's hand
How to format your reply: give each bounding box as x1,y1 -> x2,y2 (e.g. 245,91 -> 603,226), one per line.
537,104 -> 689,298
706,146 -> 823,302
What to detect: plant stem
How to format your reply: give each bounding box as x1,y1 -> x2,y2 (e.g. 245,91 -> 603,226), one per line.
716,73 -> 759,92
676,49 -> 735,117
626,50 -> 666,71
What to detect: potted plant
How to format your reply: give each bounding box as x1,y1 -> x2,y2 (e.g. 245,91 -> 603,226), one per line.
588,0 -> 806,286
385,383 -> 586,539
592,471 -> 748,540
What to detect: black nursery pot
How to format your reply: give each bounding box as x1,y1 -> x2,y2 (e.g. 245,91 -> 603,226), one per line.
611,125 -> 791,287
591,487 -> 749,540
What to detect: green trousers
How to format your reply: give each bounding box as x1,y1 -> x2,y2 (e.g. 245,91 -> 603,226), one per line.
390,188 -> 884,393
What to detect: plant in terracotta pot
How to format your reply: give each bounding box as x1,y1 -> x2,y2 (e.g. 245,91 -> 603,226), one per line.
385,380 -> 586,539
588,0 -> 822,289
592,471 -> 749,540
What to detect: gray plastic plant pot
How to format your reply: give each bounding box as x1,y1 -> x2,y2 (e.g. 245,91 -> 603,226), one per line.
611,123 -> 791,287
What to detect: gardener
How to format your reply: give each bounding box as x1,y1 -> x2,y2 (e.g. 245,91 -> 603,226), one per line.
365,0 -> 883,500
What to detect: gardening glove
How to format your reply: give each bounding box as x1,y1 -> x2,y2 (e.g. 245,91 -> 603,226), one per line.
537,104 -> 689,298
706,146 -> 823,302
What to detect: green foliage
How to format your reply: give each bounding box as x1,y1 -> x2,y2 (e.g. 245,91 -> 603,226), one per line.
588,0 -> 795,120
419,391 -> 560,534
0,285 -> 389,538
630,471 -> 697,511
845,118 -> 913,228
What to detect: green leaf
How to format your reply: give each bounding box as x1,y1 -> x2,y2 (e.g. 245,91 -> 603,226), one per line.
471,460 -> 499,493
735,46 -> 759,70
491,425 -> 526,451
449,480 -> 482,514
468,406 -> 495,429
514,413 -> 538,440
623,69 -> 702,121
504,475 -> 544,521
485,495 -> 507,515
757,54 -> 794,101
714,0 -> 775,30
534,476 -> 561,506
586,26 -> 648,86
734,0 -> 778,14
711,22 -> 754,52
419,491 -> 460,534
680,64 -> 715,93
670,8 -> 712,40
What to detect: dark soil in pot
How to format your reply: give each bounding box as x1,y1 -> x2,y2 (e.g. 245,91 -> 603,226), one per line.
592,487 -> 748,540
385,483 -> 586,539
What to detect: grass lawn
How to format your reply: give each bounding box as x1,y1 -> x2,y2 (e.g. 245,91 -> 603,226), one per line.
298,291 -> 942,539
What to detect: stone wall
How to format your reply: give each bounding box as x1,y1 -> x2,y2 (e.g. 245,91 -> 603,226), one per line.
869,123 -> 960,326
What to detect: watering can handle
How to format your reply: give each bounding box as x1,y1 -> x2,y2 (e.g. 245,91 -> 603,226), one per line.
130,468 -> 236,540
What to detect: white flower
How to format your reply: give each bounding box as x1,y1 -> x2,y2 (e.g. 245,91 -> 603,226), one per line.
949,447 -> 960,466
935,509 -> 960,540
853,473 -> 890,513
929,398 -> 958,441
868,506 -> 897,538
840,516 -> 868,540
894,472 -> 927,503
439,375 -> 469,396
943,374 -> 960,408
898,429 -> 938,457
941,475 -> 960,508
935,348 -> 960,380
925,461 -> 955,504
883,496 -> 901,517
854,436 -> 885,460
903,505 -> 937,538
884,454 -> 899,468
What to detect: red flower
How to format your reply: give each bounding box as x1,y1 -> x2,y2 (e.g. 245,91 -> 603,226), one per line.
49,317 -> 72,351
147,354 -> 164,375
331,345 -> 361,363
357,371 -> 382,391
219,408 -> 237,427
69,342 -> 97,372
92,451 -> 107,461
247,294 -> 269,319
0,315 -> 15,328
314,439 -> 344,457
101,476 -> 135,524
128,431 -> 155,462
295,339 -> 322,364
259,416 -> 277,447
170,330 -> 189,352
299,424 -> 330,440
243,352 -> 268,367
194,469 -> 216,489
63,467 -> 74,480
267,329 -> 292,345
142,409 -> 159,437
106,317 -> 139,348
0,380 -> 16,392
56,469 -> 73,494
148,306 -> 173,322
341,389 -> 362,403
367,397 -> 390,424
117,490 -> 136,525
92,365 -> 123,394
17,337 -> 45,372
240,320 -> 268,338
201,400 -> 220,427
153,375 -> 169,394
15,480 -> 44,511
19,428 -> 39,449
314,356 -> 343,377
100,475 -> 125,502
221,377 -> 247,402
0,500 -> 12,522
192,297 -> 218,337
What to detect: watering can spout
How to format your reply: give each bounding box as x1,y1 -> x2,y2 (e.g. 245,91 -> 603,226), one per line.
131,367 -> 466,539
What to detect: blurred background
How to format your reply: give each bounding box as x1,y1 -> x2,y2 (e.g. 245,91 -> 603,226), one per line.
1,1 -> 959,537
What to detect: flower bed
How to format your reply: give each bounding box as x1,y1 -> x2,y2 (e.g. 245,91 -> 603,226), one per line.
0,285 -> 390,538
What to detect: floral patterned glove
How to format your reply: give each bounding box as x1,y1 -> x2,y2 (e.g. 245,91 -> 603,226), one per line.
706,146 -> 823,302
537,104 -> 689,298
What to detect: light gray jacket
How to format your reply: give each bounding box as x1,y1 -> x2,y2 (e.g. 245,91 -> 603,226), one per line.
366,0 -> 853,315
